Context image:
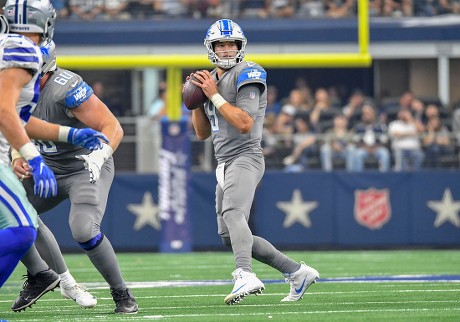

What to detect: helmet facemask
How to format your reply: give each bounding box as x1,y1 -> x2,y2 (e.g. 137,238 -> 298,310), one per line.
204,19 -> 247,69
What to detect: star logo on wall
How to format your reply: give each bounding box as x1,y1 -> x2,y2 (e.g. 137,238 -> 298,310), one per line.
427,188 -> 460,228
127,192 -> 161,231
276,189 -> 318,228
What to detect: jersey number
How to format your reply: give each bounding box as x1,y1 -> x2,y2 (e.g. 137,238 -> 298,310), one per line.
34,140 -> 57,153
208,103 -> 220,132
53,71 -> 73,85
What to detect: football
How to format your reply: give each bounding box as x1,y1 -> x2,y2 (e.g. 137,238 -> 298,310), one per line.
182,74 -> 207,110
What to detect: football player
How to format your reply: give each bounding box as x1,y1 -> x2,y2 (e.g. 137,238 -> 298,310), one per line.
190,19 -> 320,304
10,40 -> 138,314
0,0 -> 107,290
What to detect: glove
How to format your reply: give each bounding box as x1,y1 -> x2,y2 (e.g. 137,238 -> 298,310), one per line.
67,128 -> 109,151
76,144 -> 113,183
27,155 -> 57,198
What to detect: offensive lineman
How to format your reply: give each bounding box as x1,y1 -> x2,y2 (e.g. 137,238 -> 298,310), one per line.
10,40 -> 138,314
190,19 -> 320,305
0,0 -> 107,289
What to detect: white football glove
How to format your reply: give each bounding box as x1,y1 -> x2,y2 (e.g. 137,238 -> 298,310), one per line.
76,143 -> 113,184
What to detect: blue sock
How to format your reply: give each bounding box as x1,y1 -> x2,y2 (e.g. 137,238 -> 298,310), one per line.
0,226 -> 37,288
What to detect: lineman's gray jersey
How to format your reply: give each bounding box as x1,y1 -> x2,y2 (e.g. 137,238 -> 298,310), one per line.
32,67 -> 94,174
0,34 -> 42,166
204,61 -> 267,164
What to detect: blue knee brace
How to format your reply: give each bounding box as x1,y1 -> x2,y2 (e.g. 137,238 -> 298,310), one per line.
78,232 -> 104,251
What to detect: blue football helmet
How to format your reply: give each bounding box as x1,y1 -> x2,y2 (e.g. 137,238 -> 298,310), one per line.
40,39 -> 57,77
4,0 -> 56,45
204,19 -> 247,69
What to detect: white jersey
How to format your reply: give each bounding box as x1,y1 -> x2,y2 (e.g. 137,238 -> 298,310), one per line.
0,34 -> 42,166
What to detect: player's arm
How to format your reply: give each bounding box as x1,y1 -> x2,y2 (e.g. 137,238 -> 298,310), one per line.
70,94 -> 123,153
191,107 -> 211,140
0,68 -> 36,151
193,70 -> 254,134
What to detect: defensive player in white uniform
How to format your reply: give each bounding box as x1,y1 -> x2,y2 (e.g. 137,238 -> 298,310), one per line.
11,40 -> 138,314
0,0 -> 107,289
191,19 -> 320,305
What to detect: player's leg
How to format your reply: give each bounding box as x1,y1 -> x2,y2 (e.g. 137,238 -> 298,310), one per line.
10,179 -> 64,312
0,227 -> 36,288
35,217 -> 97,308
219,155 -> 265,304
68,159 -> 137,314
0,166 -> 38,288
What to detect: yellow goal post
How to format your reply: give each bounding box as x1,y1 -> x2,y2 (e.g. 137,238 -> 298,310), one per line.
57,0 -> 371,120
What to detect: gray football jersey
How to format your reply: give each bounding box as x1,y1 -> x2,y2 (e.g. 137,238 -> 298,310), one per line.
32,67 -> 95,175
204,61 -> 267,164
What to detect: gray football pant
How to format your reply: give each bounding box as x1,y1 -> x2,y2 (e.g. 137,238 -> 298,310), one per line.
20,158 -> 127,289
216,155 -> 299,274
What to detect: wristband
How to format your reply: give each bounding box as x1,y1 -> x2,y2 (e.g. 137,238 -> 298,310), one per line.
19,142 -> 40,161
58,125 -> 72,142
100,143 -> 113,160
210,93 -> 227,110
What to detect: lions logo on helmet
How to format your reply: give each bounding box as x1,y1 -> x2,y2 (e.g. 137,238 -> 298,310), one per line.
204,19 -> 247,70
40,39 -> 57,77
4,0 -> 56,45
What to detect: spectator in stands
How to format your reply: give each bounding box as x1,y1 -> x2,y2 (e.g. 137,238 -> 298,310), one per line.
382,90 -> 414,124
352,103 -> 391,172
147,81 -> 167,119
200,0 -> 232,19
126,0 -> 157,19
388,109 -> 425,171
51,0 -> 69,18
92,81 -> 124,116
69,0 -> 105,20
103,0 -> 131,20
297,0 -> 325,17
266,85 -> 283,117
262,114 -> 282,169
274,88 -> 310,141
282,115 -> 318,172
270,0 -> 296,17
422,116 -> 452,168
342,89 -> 366,126
409,98 -> 426,132
452,104 -> 460,146
325,0 -> 354,18
320,114 -> 355,171
239,0 -> 270,18
155,0 -> 191,18
309,87 -> 340,132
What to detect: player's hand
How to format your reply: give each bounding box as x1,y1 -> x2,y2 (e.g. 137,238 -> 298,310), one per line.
68,128 -> 109,151
75,144 -> 112,184
27,155 -> 57,198
12,157 -> 32,182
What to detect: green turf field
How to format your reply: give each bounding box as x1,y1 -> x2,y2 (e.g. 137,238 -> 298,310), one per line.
0,250 -> 459,321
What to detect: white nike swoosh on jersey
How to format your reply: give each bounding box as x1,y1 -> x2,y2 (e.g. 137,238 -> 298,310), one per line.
70,80 -> 79,87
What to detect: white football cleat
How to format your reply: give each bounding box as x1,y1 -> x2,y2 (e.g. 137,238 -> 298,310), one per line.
224,268 -> 265,305
61,284 -> 97,308
281,261 -> 319,302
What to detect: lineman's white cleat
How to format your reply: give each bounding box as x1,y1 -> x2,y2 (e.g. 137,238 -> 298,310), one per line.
224,268 -> 265,305
61,284 -> 97,308
281,261 -> 319,302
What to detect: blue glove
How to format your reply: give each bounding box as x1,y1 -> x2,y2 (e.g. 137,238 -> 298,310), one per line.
27,155 -> 57,198
68,128 -> 109,151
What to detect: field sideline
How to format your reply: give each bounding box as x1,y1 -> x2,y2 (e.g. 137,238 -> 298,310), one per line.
0,250 -> 459,321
